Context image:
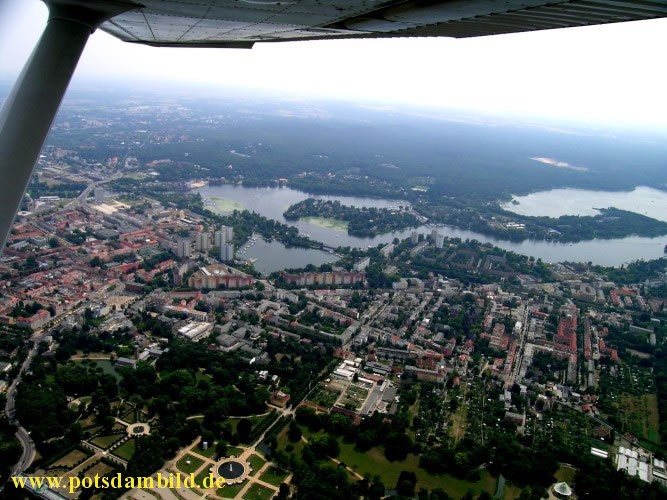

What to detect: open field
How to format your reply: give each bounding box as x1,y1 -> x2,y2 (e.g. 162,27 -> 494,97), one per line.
555,464 -> 576,484
90,433 -> 125,449
176,454 -> 205,475
226,413 -> 272,436
259,466 -> 289,487
83,460 -> 115,479
619,394 -> 660,444
112,438 -> 136,461
217,482 -> 246,498
450,399 -> 467,445
244,483 -> 275,500
193,441 -> 218,459
48,449 -> 89,469
337,441 -> 496,495
248,454 -> 266,476
301,216 -> 349,232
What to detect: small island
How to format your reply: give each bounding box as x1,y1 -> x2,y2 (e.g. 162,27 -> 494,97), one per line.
283,198 -> 419,237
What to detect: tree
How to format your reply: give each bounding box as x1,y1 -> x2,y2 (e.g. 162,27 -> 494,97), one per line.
396,471 -> 417,497
215,439 -> 228,459
368,479 -> 385,500
237,418 -> 252,443
384,432 -> 412,462
287,421 -> 302,442
277,483 -> 290,499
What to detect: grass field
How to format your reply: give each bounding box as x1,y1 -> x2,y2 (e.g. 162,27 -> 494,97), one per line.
227,446 -> 244,457
90,433 -> 125,450
49,449 -> 89,468
248,454 -> 266,476
176,454 -> 205,475
121,409 -> 137,424
259,466 -> 289,487
226,414 -> 272,436
619,394 -> 660,443
337,441 -> 495,495
195,467 -> 212,489
450,400 -> 467,445
193,441 -> 218,459
555,464 -> 576,484
83,460 -> 115,479
112,439 -> 136,461
301,217 -> 349,232
244,483 -> 275,500
217,482 -> 246,498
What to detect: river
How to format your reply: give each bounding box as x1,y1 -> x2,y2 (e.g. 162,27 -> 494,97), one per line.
196,184 -> 667,268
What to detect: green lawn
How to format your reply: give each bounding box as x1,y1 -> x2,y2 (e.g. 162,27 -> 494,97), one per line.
337,440 -> 496,495
248,454 -> 266,476
112,438 -> 136,461
193,441 -> 217,459
259,466 -> 289,487
555,464 -> 577,484
195,467 -> 218,489
217,482 -> 246,498
227,413 -> 272,436
90,433 -> 125,450
244,483 -> 275,500
121,409 -> 137,424
227,446 -> 244,457
176,454 -> 205,475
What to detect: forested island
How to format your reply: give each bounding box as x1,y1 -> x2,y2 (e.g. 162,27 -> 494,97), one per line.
283,198 -> 419,237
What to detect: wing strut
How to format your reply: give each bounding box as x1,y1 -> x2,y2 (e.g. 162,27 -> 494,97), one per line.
0,0 -> 139,251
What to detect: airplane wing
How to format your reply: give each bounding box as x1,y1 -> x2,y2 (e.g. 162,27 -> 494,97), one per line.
100,0 -> 667,48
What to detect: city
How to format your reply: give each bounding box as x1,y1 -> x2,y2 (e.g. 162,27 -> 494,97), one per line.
0,129 -> 666,499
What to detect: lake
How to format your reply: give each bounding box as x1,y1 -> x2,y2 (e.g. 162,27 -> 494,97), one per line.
502,186 -> 667,221
197,184 -> 667,268
241,238 -> 336,275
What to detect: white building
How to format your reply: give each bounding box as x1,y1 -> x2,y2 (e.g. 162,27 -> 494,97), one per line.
221,243 -> 234,262
380,243 -> 394,259
94,187 -> 107,203
215,225 -> 234,246
175,238 -> 191,258
354,257 -> 370,272
196,232 -> 210,252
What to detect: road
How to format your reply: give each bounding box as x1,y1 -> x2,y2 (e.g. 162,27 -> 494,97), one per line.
506,307 -> 530,388
4,336 -> 40,474
66,173 -> 122,211
5,305 -> 86,474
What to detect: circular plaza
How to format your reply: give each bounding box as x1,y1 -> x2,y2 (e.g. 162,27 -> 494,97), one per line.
216,459 -> 250,484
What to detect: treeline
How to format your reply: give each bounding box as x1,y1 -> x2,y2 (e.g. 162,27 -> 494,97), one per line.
27,180 -> 88,199
594,257 -> 667,285
284,198 -> 419,237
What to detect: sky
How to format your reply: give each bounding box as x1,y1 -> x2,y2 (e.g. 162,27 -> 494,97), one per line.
1,0 -> 667,131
